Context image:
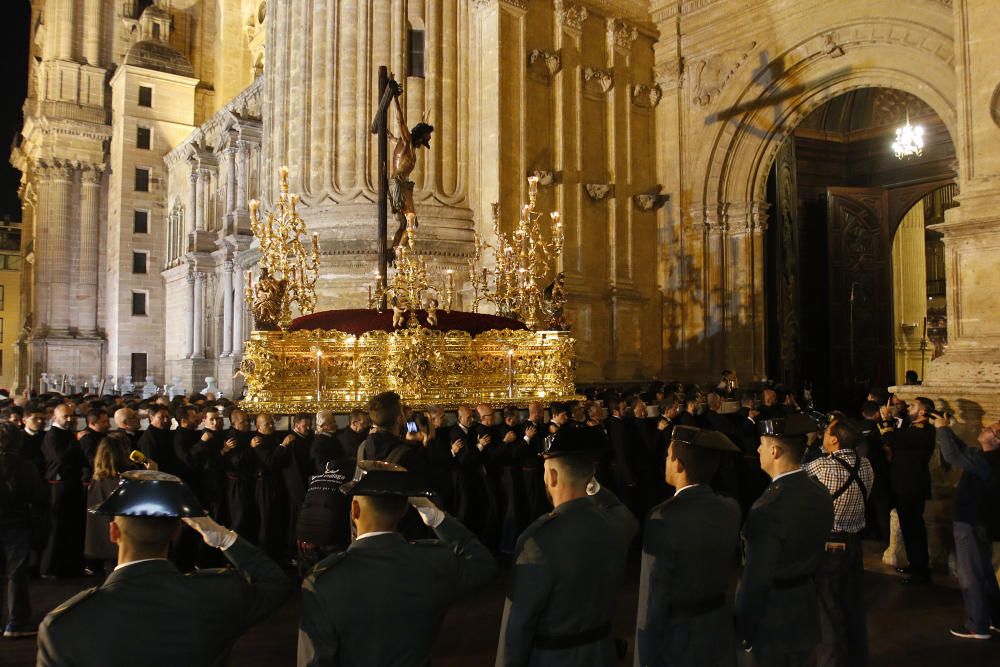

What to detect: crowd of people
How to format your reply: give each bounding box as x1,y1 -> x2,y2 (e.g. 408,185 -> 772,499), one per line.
0,372 -> 998,666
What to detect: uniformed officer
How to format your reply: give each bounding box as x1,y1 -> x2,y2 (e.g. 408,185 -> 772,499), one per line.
735,414 -> 834,667
297,460 -> 497,666
496,426 -> 639,667
877,396 -> 936,584
635,426 -> 742,667
36,469 -> 292,667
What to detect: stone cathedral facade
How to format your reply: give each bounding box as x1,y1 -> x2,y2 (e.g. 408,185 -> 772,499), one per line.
10,0 -> 1000,422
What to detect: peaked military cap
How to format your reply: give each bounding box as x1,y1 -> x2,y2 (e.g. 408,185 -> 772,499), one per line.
340,460 -> 435,498
543,424 -> 606,459
89,470 -> 205,518
758,412 -> 822,437
671,425 -> 741,453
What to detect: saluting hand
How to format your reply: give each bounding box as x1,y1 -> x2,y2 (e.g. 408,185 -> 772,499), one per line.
879,405 -> 891,421
183,516 -> 237,550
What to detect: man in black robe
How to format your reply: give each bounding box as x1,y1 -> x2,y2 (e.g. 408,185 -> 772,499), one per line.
252,414 -> 291,561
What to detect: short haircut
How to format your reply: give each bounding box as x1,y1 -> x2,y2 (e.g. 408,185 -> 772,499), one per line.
349,409 -> 368,424
357,494 -> 408,524
860,401 -> 880,419
177,405 -> 199,424
548,453 -> 595,485
763,434 -> 807,463
368,392 -> 403,429
550,402 -> 569,417
670,440 -> 720,485
829,417 -> 860,450
502,405 -> 519,421
114,516 -> 181,554
86,408 -> 108,425
293,413 -> 311,425
316,409 -> 335,426
915,397 -> 935,414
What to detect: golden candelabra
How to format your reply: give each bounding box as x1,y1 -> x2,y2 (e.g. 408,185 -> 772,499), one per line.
246,166 -> 320,330
470,176 -> 566,330
368,215 -> 455,328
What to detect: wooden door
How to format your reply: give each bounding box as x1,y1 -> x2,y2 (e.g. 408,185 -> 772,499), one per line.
826,187 -> 892,404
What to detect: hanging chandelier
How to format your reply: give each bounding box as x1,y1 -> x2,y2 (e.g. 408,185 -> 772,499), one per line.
892,113 -> 924,159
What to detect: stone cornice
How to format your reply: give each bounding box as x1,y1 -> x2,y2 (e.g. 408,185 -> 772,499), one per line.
164,78 -> 264,168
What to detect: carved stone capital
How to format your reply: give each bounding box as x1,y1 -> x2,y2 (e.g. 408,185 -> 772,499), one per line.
719,201 -> 770,233
554,0 -> 588,31
471,0 -> 528,12
528,49 -> 562,78
585,184 -> 615,202
631,84 -> 663,109
80,164 -> 105,185
583,67 -> 614,95
606,18 -> 638,53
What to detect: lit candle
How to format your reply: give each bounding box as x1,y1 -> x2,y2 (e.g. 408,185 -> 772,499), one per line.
315,349 -> 323,401
507,349 -> 515,398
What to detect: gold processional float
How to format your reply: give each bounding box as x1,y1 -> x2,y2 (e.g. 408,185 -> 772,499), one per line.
238,168 -> 581,414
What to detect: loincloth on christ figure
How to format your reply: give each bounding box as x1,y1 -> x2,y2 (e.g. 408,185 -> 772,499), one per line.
388,175 -> 414,216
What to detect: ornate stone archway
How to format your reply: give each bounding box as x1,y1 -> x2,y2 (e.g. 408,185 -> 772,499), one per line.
651,0 -> 958,383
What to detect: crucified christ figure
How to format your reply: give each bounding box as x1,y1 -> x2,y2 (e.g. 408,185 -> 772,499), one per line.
388,93 -> 434,262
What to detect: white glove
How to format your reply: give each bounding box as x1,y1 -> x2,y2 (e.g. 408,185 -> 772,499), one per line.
586,478 -> 601,496
183,516 -> 238,550
408,496 -> 445,528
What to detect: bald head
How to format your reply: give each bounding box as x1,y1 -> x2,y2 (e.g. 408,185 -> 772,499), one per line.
52,403 -> 75,430
457,405 -> 475,427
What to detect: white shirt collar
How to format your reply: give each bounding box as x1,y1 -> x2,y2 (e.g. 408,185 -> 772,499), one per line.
355,530 -> 395,542
113,557 -> 169,572
25,427 -> 38,436
674,483 -> 702,496
771,469 -> 803,483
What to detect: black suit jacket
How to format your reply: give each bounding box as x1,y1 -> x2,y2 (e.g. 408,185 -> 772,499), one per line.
41,427 -> 83,483
38,538 -> 291,667
883,422 -> 936,499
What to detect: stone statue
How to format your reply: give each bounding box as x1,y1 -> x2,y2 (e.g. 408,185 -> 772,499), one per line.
251,267 -> 287,331
388,91 -> 434,262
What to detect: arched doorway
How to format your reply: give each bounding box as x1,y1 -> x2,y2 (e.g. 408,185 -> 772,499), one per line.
763,88 -> 956,408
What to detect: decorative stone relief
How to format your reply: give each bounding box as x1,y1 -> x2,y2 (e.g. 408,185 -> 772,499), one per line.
690,41 -> 757,106
583,67 -> 614,95
529,170 -> 555,186
585,184 -> 614,201
654,58 -> 685,92
606,18 -> 639,52
528,49 -> 562,78
633,189 -> 669,211
554,0 -> 588,31
631,84 -> 663,109
820,32 -> 845,59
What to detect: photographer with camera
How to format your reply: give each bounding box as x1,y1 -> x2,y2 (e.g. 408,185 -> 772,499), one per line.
878,397 -> 936,585
933,412 -> 1000,640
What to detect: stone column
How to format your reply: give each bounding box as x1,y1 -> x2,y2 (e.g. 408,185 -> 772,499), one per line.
83,0 -> 101,65
188,168 -> 199,237
57,0 -> 75,61
77,164 -> 102,334
196,169 -> 209,231
704,213 -> 726,372
226,139 -> 238,224
47,161 -> 75,333
185,273 -> 195,358
221,261 -> 234,357
232,268 -> 245,357
723,201 -> 767,380
236,141 -> 249,211
192,272 -> 205,359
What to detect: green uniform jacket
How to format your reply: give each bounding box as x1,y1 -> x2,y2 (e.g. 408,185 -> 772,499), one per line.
36,537 -> 293,667
635,485 -> 741,667
496,487 -> 639,667
735,470 -> 834,657
297,515 -> 497,667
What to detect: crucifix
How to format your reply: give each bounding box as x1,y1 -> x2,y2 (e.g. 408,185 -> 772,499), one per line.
370,65 -> 435,308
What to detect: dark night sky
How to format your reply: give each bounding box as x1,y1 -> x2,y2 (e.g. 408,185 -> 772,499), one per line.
0,1 -> 31,221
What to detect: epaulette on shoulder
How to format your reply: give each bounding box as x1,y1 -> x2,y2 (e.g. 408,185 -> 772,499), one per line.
912,423 -> 925,429
45,586 -> 100,623
878,423 -> 894,435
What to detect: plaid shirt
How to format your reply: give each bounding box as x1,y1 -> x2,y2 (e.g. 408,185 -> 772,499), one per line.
804,449 -> 874,534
